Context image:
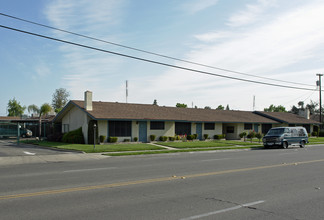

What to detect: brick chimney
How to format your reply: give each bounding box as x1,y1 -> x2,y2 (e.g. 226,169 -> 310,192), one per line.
84,91 -> 93,111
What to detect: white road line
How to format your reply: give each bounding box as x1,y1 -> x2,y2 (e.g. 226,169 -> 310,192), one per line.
23,151 -> 36,155
63,167 -> 117,173
179,200 -> 265,220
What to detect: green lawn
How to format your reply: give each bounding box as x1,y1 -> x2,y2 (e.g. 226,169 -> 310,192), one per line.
22,137 -> 323,155
22,140 -> 164,153
308,137 -> 324,144
158,140 -> 261,149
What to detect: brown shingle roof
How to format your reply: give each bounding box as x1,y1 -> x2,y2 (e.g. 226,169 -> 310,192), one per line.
254,111 -> 320,124
0,116 -> 20,121
67,100 -> 278,123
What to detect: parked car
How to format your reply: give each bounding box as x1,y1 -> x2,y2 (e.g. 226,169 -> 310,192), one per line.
20,129 -> 32,138
263,127 -> 308,149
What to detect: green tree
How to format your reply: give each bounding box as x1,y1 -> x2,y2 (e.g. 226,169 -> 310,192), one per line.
52,88 -> 70,113
153,99 -> 158,105
176,103 -> 187,108
290,105 -> 299,114
264,104 -> 286,112
216,105 -> 224,110
7,98 -> 26,117
298,101 -> 304,110
226,104 -> 230,110
204,106 -> 211,109
306,100 -> 318,115
28,103 -> 52,138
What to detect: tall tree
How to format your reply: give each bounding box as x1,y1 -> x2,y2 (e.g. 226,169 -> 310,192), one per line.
153,99 -> 158,105
176,103 -> 187,108
28,103 -> 52,138
52,88 -> 70,113
264,104 -> 286,112
7,98 -> 26,117
226,104 -> 230,110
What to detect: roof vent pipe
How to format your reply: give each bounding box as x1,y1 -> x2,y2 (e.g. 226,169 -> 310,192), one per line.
84,91 -> 93,111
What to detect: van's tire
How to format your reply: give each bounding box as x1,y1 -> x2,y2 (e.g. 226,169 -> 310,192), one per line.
282,142 -> 288,149
300,140 -> 306,148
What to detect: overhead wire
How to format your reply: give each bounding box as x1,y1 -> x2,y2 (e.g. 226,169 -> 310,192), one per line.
0,24 -> 317,92
0,12 -> 314,88
285,89 -> 318,106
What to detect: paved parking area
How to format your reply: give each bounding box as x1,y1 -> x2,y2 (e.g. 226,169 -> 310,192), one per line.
0,139 -> 77,157
0,139 -> 106,166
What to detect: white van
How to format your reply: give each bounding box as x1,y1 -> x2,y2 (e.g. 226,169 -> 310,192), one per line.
263,127 -> 308,148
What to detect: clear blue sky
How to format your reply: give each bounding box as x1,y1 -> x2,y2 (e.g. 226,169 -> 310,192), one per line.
1,0 -> 323,116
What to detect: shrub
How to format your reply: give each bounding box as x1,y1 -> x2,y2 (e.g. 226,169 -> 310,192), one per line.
187,134 -> 194,140
99,135 -> 106,143
247,131 -> 256,142
123,139 -> 130,142
203,134 -> 209,140
175,135 -> 181,140
319,131 -> 324,137
312,131 -> 318,137
133,137 -> 138,142
159,136 -> 168,142
213,134 -> 225,140
192,134 -> 198,139
108,137 -> 118,143
47,132 -> 63,142
168,136 -> 175,141
62,127 -> 84,144
150,134 -> 156,141
239,132 -> 247,141
255,132 -> 263,143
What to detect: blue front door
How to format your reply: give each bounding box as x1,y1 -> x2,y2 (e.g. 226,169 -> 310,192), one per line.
196,123 -> 202,140
254,124 -> 259,133
139,121 -> 147,142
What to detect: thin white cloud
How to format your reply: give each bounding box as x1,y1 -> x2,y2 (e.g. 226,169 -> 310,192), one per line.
227,0 -> 277,27
33,63 -> 51,80
44,0 -> 127,98
181,0 -> 219,14
130,1 -> 324,110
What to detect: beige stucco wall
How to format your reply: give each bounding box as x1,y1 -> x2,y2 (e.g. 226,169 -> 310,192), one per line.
61,107 -> 85,132
223,123 -> 239,140
202,123 -> 223,138
148,121 -> 175,140
98,120 -> 108,142
61,106 -> 92,143
132,121 -> 139,141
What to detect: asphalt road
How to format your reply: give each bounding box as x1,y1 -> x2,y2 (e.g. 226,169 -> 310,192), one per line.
0,144 -> 324,220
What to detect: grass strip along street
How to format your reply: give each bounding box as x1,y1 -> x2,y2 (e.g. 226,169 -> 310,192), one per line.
21,137 -> 323,156
22,139 -> 263,155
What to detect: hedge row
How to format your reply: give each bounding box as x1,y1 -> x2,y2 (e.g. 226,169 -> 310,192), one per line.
62,127 -> 84,144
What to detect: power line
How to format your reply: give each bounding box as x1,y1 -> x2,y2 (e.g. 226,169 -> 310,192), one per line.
0,12 -> 314,88
0,24 -> 317,91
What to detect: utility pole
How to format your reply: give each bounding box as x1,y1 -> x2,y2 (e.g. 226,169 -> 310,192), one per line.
126,80 -> 128,103
317,73 -> 323,128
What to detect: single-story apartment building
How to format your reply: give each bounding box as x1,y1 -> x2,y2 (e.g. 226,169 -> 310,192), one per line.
53,91 -> 320,143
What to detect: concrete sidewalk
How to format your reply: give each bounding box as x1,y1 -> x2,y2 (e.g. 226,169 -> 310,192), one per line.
0,153 -> 107,166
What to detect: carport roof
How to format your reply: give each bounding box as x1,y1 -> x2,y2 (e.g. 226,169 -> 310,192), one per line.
55,100 -> 279,124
